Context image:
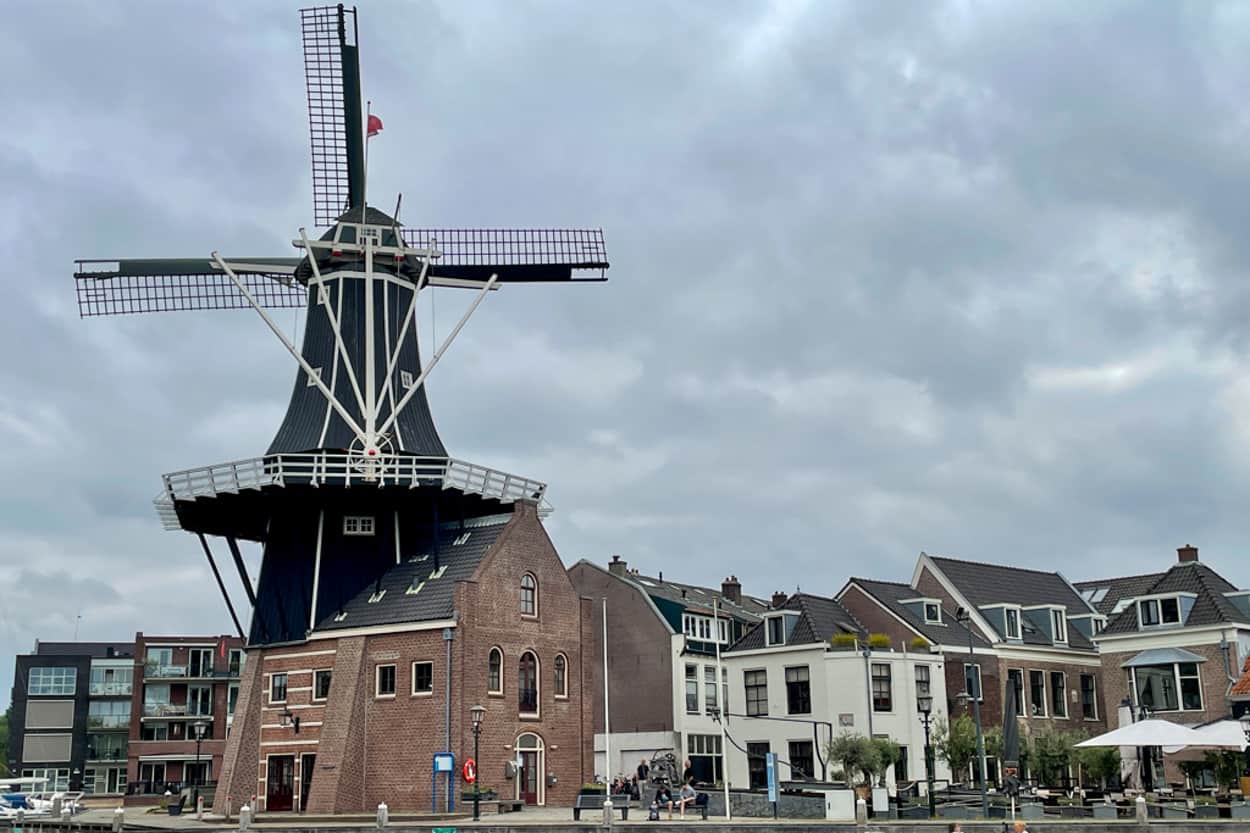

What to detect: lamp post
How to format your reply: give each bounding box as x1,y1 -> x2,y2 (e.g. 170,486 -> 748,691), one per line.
191,720 -> 208,810
470,704 -> 485,822
955,607 -> 989,819
917,694 -> 937,818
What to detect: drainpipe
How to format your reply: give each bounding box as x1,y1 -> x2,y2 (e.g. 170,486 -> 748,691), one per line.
445,622 -> 455,811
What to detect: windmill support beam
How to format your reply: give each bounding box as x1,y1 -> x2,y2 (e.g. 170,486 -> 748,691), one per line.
376,272 -> 498,438
298,228 -> 369,419
213,252 -> 369,443
226,535 -> 258,609
197,533 -> 245,639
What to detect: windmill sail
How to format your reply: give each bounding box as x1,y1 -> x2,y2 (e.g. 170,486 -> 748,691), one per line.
302,4 -> 365,226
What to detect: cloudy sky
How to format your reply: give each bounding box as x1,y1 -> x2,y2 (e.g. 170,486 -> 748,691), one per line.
4,0 -> 1250,708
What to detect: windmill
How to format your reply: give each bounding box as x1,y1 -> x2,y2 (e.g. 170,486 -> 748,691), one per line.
73,4 -> 609,647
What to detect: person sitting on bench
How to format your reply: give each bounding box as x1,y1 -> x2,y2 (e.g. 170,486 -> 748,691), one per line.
672,779 -> 697,819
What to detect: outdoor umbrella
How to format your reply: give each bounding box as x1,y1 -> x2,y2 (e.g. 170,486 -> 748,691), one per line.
1075,718 -> 1198,753
1186,720 -> 1248,750
1001,678 -> 1021,796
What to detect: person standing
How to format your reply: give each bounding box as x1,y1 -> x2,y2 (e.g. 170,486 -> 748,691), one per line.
682,758 -> 694,785
637,759 -> 650,784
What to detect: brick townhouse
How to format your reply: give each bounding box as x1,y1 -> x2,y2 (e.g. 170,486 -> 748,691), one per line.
1076,545 -> 1250,786
215,502 -> 594,814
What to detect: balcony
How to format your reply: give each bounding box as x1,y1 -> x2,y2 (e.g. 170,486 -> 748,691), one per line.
142,703 -> 213,719
89,683 -> 134,696
144,663 -> 240,680
86,748 -> 128,763
87,716 -> 131,730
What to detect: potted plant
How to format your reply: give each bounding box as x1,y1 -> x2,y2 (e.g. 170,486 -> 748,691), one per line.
829,633 -> 858,651
908,636 -> 930,651
578,782 -> 606,796
866,633 -> 892,650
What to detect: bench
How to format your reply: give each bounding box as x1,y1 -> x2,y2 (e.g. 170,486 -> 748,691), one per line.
474,799 -> 524,814
573,795 -> 633,820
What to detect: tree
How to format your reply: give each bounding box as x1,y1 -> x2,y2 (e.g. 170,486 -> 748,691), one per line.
826,733 -> 877,787
1030,729 -> 1081,787
933,714 -> 978,783
1074,746 -> 1120,790
870,737 -> 900,786
1204,751 -> 1243,794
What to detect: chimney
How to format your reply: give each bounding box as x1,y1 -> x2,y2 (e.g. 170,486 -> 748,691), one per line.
771,591 -> 788,609
609,555 -> 628,576
722,575 -> 742,605
1178,544 -> 1199,564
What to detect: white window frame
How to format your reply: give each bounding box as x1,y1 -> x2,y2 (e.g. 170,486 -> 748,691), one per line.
553,653 -> 568,699
375,663 -> 397,699
400,369 -> 415,389
306,367 -> 323,387
269,672 -> 287,704
1079,673 -> 1099,720
28,667 -> 77,696
924,602 -> 942,624
1051,608 -> 1067,643
1049,671 -> 1067,718
1027,668 -> 1048,717
520,572 -> 538,618
1004,607 -> 1022,640
765,616 -> 786,647
964,663 -> 984,702
411,661 -> 434,696
343,515 -> 375,536
312,669 -> 332,702
487,647 -> 504,696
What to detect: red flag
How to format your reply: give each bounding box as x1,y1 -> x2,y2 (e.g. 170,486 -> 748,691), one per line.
367,114 -> 383,138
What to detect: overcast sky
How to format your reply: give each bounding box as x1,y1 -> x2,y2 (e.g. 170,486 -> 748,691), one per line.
4,1 -> 1250,709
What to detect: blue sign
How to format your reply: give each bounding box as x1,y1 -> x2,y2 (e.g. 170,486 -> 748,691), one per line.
765,752 -> 778,803
434,752 -> 455,773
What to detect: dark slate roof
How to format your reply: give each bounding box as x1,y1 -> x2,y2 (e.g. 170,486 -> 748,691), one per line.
628,573 -> 770,621
843,578 -> 992,649
730,593 -> 862,652
928,555 -> 1098,650
314,516 -> 510,632
1097,562 -> 1248,636
928,556 -> 1094,614
1074,572 -> 1166,617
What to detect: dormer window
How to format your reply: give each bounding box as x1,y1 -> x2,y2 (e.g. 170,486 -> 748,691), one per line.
1051,609 -> 1067,643
1005,607 -> 1021,640
924,603 -> 942,624
1139,596 -> 1183,628
766,616 -> 786,647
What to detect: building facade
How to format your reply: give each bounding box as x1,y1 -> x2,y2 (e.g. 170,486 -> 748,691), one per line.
7,641 -> 135,794
722,593 -> 952,791
1076,545 -> 1250,785
126,633 -> 245,804
567,556 -> 766,785
215,503 -> 594,814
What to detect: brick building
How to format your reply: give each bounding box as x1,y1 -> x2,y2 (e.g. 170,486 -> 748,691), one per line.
215,502 -> 594,814
566,557 -> 766,784
1076,545 -> 1250,786
126,633 -> 245,805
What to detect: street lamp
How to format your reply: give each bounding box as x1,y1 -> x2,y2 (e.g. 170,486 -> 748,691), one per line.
278,706 -> 301,734
470,704 -> 486,822
191,720 -> 209,810
917,694 -> 937,818
955,607 -> 989,819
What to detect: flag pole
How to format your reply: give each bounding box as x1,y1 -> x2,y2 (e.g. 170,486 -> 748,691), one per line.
714,596 -> 731,820
602,597 -> 613,818
362,99 -> 371,225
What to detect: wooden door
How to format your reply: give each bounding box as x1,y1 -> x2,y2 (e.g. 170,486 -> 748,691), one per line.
519,751 -> 539,804
266,755 -> 295,812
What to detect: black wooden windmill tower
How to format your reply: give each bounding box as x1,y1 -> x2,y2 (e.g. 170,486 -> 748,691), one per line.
73,5 -> 608,647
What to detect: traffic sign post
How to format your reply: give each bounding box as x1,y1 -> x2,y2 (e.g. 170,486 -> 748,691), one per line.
432,753 -> 455,814
766,752 -> 778,819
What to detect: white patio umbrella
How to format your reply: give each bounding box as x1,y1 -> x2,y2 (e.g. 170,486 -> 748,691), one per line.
1186,720 -> 1248,751
1075,718 -> 1199,753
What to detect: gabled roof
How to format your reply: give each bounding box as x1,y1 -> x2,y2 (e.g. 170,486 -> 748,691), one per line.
628,573 -> 770,621
1074,572 -> 1166,617
314,516 -> 510,632
730,593 -> 862,652
925,555 -> 1097,650
840,578 -> 992,649
1095,561 -> 1248,636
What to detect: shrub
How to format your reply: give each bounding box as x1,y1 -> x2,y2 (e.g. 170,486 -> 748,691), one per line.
830,633 -> 859,650
909,636 -> 931,651
866,633 -> 892,650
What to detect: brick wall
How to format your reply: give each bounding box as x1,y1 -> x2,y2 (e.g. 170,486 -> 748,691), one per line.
220,502 -> 593,813
990,657 -> 1107,740
838,585 -> 921,650
1099,642 -> 1236,727
567,562 -> 674,734
212,650 -> 263,814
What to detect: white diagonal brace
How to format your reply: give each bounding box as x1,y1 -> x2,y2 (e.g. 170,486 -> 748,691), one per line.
299,228 -> 370,423
212,251 -> 368,443
376,272 -> 499,438
378,249 -> 432,416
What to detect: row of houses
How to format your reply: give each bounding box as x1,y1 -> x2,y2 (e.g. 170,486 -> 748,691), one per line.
576,545 -> 1250,791
9,523 -> 1250,809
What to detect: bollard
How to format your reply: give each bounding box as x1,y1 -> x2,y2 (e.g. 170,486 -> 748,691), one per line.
1135,794 -> 1147,825
239,804 -> 251,832
197,795 -> 205,820
602,795 -> 614,830
376,801 -> 389,828
51,796 -> 62,818
223,794 -> 233,821
112,807 -> 125,833
855,797 -> 868,826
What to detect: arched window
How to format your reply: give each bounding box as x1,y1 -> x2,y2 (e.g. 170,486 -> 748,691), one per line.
520,573 -> 538,617
488,647 -> 503,695
519,651 -> 539,715
553,653 -> 568,699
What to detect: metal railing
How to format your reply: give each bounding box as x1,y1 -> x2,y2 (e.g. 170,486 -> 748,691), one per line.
141,703 -> 211,718
159,453 -> 546,504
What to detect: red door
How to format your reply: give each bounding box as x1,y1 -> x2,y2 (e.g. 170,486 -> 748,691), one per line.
266,756 -> 295,812
519,752 -> 539,804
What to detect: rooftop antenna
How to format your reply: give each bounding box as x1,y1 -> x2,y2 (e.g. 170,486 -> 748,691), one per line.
73,613 -> 82,641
